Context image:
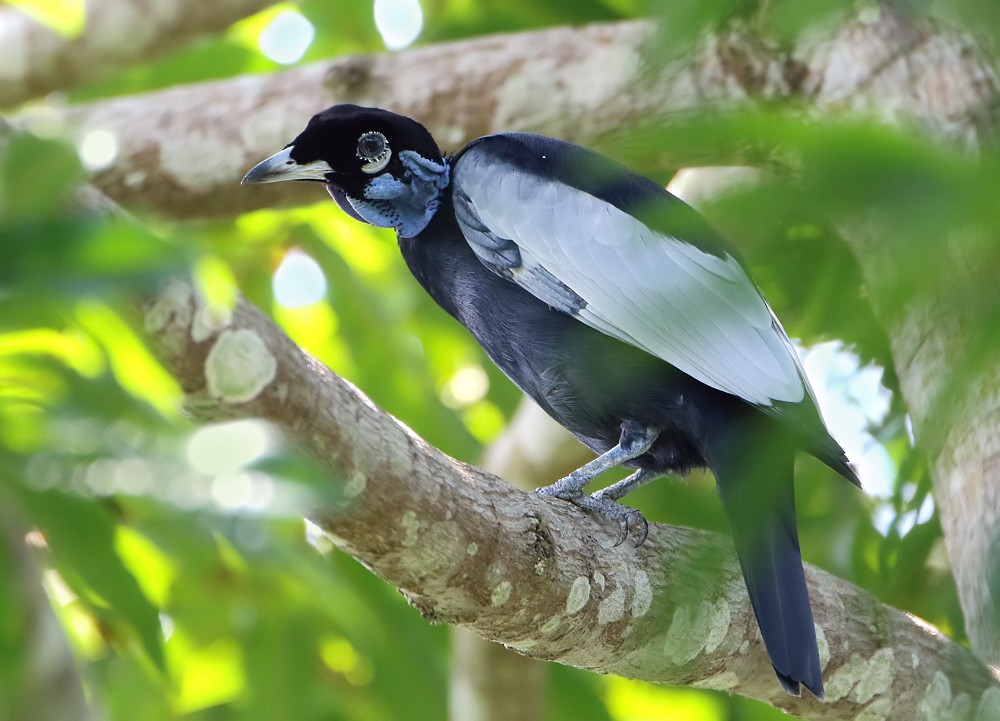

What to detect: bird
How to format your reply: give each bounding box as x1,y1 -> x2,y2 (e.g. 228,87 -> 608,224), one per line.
242,104 -> 860,698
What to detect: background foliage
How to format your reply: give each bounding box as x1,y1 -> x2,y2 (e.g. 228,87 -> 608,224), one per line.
3,0 -> 998,719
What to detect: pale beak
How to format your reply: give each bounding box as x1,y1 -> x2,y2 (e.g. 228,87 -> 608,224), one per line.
241,146 -> 334,184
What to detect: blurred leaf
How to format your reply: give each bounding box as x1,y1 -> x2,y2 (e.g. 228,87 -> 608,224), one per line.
170,634 -> 246,713
69,41 -> 268,103
0,327 -> 104,377
194,254 -> 239,319
20,490 -> 164,670
549,666 -> 613,721
422,0 -> 623,43
74,299 -> 182,417
0,134 -> 82,220
605,678 -> 726,720
0,508 -> 29,718
755,0 -> 848,44
6,0 -> 85,38
115,526 -> 178,608
243,615 -> 317,721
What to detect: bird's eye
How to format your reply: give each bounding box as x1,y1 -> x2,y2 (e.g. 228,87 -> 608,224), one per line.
356,131 -> 391,174
357,132 -> 386,159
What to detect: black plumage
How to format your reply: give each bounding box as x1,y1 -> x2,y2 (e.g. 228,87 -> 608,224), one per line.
243,104 -> 860,698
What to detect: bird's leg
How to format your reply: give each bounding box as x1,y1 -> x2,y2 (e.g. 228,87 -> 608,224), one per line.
593,468 -> 661,501
535,423 -> 659,546
535,423 -> 659,500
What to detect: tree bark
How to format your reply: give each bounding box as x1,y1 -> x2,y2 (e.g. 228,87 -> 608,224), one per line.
0,0 -> 278,109
23,6 -> 996,218
137,278 -> 1000,720
844,209 -> 1000,669
450,402 -> 591,721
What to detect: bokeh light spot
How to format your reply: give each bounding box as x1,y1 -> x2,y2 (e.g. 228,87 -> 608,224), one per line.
258,10 -> 315,64
273,249 -> 327,307
186,420 -> 272,475
374,0 -> 423,50
77,129 -> 118,172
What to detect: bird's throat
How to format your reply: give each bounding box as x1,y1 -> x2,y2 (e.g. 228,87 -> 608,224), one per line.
344,150 -> 450,239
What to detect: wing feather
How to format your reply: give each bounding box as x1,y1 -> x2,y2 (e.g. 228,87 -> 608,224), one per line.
452,138 -> 807,406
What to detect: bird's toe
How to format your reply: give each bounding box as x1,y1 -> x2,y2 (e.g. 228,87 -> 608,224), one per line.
534,480 -> 585,501
571,493 -> 649,547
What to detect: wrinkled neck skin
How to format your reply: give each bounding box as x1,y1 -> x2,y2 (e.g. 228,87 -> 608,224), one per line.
335,151 -> 450,238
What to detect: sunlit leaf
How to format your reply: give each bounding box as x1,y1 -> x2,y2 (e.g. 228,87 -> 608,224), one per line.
0,328 -> 105,377
168,633 -> 246,713
193,253 -> 239,320
115,526 -> 177,608
228,2 -> 302,50
73,299 -> 182,417
604,677 -> 726,721
5,0 -> 85,38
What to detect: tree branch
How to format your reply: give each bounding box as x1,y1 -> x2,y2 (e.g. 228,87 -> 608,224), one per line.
20,6 -> 996,219
139,278 -> 1000,720
449,401 -> 591,721
842,186 -> 1000,670
0,0 -> 278,109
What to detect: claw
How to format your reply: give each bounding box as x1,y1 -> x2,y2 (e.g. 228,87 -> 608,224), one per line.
633,515 -> 649,547
610,510 -> 636,547
544,490 -> 649,548
613,517 -> 630,547
612,508 -> 649,548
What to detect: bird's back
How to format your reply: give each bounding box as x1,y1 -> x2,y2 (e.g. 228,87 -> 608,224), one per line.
451,133 -> 856,483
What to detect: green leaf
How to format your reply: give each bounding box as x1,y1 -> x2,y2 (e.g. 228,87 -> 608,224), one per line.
19,490 -> 165,670
0,134 -> 82,220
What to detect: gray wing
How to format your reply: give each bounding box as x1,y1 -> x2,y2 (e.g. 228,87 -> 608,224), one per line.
452,139 -> 809,407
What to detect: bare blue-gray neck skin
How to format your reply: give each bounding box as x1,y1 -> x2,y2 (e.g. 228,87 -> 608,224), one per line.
337,150 -> 450,239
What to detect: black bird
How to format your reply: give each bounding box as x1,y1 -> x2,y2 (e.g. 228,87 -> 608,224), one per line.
243,104 -> 860,698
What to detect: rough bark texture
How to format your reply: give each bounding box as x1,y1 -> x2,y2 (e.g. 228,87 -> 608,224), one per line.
138,278 -> 1000,721
927,350 -> 1000,670
845,219 -> 1000,670
450,402 -> 591,721
0,0 -> 277,109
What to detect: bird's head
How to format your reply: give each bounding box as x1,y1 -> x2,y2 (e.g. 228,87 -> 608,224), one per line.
242,104 -> 449,238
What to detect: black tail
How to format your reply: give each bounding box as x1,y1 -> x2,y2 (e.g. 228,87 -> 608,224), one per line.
708,427 -> 824,698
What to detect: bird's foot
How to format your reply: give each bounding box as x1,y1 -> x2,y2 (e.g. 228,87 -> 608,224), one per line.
534,424 -> 659,546
537,487 -> 649,547
577,493 -> 649,547
534,423 -> 660,501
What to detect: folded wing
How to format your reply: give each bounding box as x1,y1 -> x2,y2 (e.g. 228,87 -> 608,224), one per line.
452,134 -> 808,408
